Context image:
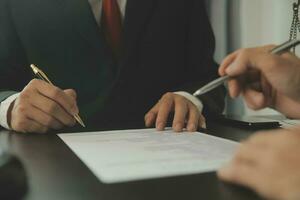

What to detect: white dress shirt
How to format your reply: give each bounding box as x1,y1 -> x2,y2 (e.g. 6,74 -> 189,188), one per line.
0,0 -> 203,130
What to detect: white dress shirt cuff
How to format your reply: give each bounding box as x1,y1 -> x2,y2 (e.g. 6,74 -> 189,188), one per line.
0,93 -> 20,130
173,91 -> 203,113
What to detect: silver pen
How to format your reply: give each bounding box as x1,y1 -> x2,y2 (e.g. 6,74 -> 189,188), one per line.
193,39 -> 300,96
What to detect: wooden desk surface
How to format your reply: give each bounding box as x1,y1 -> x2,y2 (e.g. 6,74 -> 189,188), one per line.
0,121 -> 265,200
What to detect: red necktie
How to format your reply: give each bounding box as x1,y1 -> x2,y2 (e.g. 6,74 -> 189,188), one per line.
102,0 -> 123,59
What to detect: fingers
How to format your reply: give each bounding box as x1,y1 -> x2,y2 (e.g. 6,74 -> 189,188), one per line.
218,142 -> 266,190
219,47 -> 274,101
27,91 -> 76,127
156,93 -> 174,131
247,130 -> 284,147
186,105 -> 200,131
64,89 -> 77,100
172,97 -> 188,132
199,114 -> 206,129
28,105 -> 64,130
24,119 -> 49,134
242,88 -> 267,110
224,50 -> 251,77
227,79 -> 242,98
224,46 -> 274,76
220,50 -> 254,99
233,143 -> 263,166
9,79 -> 79,133
219,50 -> 239,76
144,104 -> 159,127
218,130 -> 281,185
219,45 -> 275,77
10,106 -> 48,134
28,79 -> 79,115
144,93 -> 204,132
218,161 -> 260,190
217,128 -> 281,198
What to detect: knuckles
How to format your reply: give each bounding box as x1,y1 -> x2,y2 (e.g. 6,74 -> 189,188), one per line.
49,87 -> 63,100
162,92 -> 174,100
18,91 -> 30,101
145,111 -> 155,119
27,79 -> 65,101
12,103 -> 30,132
28,79 -> 41,87
161,92 -> 185,103
44,117 -> 55,127
19,85 -> 36,101
45,102 -> 59,114
238,48 -> 252,58
16,104 -> 28,114
159,93 -> 194,111
174,95 -> 185,102
13,116 -> 28,133
66,89 -> 77,99
13,99 -> 31,116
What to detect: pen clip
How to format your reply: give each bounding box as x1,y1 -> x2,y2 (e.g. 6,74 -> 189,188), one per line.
30,64 -> 53,85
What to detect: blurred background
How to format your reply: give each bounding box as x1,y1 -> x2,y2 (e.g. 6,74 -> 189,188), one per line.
206,0 -> 297,116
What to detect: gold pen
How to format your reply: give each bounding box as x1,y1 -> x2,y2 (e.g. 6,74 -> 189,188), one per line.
30,64 -> 86,127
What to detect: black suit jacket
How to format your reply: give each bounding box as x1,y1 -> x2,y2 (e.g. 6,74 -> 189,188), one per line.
0,0 -> 225,130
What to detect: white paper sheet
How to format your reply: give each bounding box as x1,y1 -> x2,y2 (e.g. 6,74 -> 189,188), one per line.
59,129 -> 238,184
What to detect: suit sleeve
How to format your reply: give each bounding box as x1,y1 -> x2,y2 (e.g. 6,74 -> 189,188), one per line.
0,0 -> 31,103
177,0 -> 225,117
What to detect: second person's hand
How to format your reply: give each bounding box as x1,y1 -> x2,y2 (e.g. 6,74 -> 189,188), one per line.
218,128 -> 300,200
218,45 -> 300,117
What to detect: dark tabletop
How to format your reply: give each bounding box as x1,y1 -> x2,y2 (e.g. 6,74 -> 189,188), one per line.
0,120 -> 268,200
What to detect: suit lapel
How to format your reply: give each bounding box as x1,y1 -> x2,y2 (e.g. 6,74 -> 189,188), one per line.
64,0 -> 157,75
120,0 -> 157,71
64,0 -> 107,52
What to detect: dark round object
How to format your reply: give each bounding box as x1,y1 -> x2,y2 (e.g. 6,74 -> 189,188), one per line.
0,153 -> 27,200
